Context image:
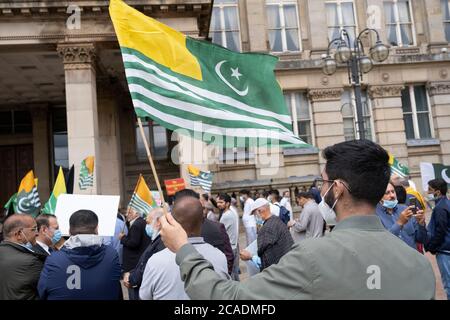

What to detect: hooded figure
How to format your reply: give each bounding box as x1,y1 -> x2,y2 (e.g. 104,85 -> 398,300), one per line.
38,210 -> 122,300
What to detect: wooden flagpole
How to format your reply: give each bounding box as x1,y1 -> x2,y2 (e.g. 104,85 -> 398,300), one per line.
137,118 -> 168,215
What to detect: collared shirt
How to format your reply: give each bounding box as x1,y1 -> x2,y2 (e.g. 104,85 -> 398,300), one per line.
375,203 -> 427,249
242,198 -> 256,228
175,215 -> 436,300
139,237 -> 228,300
291,200 -> 324,242
36,240 -> 51,255
129,216 -> 139,228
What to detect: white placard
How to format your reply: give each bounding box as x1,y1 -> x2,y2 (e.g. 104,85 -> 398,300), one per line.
55,194 -> 120,236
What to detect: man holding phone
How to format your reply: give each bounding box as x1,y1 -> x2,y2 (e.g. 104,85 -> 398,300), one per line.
376,182 -> 427,251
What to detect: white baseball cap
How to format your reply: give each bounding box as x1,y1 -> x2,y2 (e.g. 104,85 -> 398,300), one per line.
250,198 -> 270,214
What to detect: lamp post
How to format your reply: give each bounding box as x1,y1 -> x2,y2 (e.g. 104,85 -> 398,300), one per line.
322,28 -> 389,140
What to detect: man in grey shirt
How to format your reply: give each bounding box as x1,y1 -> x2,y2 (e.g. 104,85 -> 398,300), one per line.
139,196 -> 228,300
288,192 -> 324,242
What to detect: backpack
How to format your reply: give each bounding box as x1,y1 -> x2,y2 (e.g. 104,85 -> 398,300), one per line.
275,204 -> 291,225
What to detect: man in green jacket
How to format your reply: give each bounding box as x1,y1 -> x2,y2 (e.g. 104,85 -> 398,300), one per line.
0,214 -> 45,300
159,140 -> 436,299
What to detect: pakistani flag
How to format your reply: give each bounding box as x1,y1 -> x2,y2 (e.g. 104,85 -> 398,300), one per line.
388,154 -> 409,178
16,170 -> 41,217
79,156 -> 94,190
109,0 -> 308,148
188,165 -> 213,193
42,167 -> 67,214
420,162 -> 450,191
129,174 -> 156,215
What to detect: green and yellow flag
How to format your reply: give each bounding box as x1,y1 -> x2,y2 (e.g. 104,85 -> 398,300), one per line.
79,156 -> 94,190
16,170 -> 41,217
109,0 -> 308,148
388,153 -> 410,178
128,174 -> 156,215
42,167 -> 67,214
3,193 -> 17,216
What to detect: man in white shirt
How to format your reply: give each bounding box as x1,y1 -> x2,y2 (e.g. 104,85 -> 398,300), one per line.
239,190 -> 256,246
280,191 -> 293,221
217,193 -> 240,281
140,195 -> 228,300
269,190 -> 281,217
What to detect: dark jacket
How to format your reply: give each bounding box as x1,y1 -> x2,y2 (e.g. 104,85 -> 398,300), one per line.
201,218 -> 234,274
425,197 -> 450,254
32,243 -> 51,257
38,239 -> 122,300
258,216 -> 294,270
128,235 -> 166,288
0,241 -> 46,300
121,217 -> 151,272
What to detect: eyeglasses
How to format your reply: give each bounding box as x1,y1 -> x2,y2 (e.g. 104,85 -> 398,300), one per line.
315,178 -> 352,193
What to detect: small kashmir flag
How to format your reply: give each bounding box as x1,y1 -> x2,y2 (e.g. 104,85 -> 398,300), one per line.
188,165 -> 213,193
42,167 -> 67,214
79,156 -> 94,190
129,174 -> 156,215
388,154 -> 409,178
16,170 -> 41,217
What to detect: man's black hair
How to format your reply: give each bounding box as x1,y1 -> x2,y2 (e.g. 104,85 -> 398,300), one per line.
394,185 -> 407,205
201,193 -> 209,201
174,189 -> 200,201
296,191 -> 314,200
428,178 -> 448,195
322,140 -> 390,206
69,210 -> 98,235
218,193 -> 231,204
36,214 -> 57,232
240,189 -> 251,196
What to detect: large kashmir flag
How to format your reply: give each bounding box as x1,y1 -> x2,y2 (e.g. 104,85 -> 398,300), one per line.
16,170 -> 41,217
109,0 -> 307,148
42,167 -> 67,214
129,174 -> 156,215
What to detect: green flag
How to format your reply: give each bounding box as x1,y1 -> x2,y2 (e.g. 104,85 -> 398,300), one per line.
42,167 -> 67,214
389,154 -> 409,178
109,0 -> 308,148
4,193 -> 17,215
420,162 -> 450,191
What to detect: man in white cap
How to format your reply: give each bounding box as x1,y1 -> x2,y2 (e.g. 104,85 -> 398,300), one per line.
239,198 -> 293,271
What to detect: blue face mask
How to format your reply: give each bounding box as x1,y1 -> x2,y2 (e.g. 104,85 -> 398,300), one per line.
145,224 -> 154,238
382,199 -> 398,209
20,230 -> 33,251
255,215 -> 264,226
51,230 -> 62,245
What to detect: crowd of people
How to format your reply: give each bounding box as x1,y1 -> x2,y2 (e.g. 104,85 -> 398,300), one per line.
0,140 -> 449,300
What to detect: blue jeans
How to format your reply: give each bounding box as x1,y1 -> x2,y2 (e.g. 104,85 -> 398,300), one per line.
436,253 -> 450,300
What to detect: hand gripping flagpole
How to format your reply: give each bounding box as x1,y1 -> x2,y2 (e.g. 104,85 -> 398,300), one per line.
137,118 -> 168,215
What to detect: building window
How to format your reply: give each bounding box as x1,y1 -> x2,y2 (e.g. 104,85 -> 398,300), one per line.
266,0 -> 301,53
384,0 -> 415,47
210,0 -> 241,52
284,91 -> 313,144
0,110 -> 32,135
442,0 -> 450,42
340,89 -> 374,141
136,119 -> 169,161
401,85 -> 433,140
325,0 -> 357,46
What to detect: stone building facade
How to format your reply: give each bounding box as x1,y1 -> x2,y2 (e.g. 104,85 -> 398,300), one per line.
0,0 -> 449,207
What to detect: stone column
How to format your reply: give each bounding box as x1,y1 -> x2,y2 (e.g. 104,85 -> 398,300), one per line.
97,82 -> 124,198
57,43 -> 100,194
424,0 -> 447,51
245,0 -> 269,52
368,85 -> 408,162
427,81 -> 450,164
308,87 -> 345,167
30,105 -> 50,200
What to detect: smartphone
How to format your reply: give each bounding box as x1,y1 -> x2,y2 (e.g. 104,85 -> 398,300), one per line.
408,197 -> 418,215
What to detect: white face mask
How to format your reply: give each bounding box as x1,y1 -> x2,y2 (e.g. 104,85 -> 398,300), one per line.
318,182 -> 338,225
239,196 -> 245,203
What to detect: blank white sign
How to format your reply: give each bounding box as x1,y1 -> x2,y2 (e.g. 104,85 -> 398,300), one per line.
55,194 -> 120,236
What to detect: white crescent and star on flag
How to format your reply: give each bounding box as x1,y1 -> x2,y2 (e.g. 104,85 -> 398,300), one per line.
215,60 -> 249,96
